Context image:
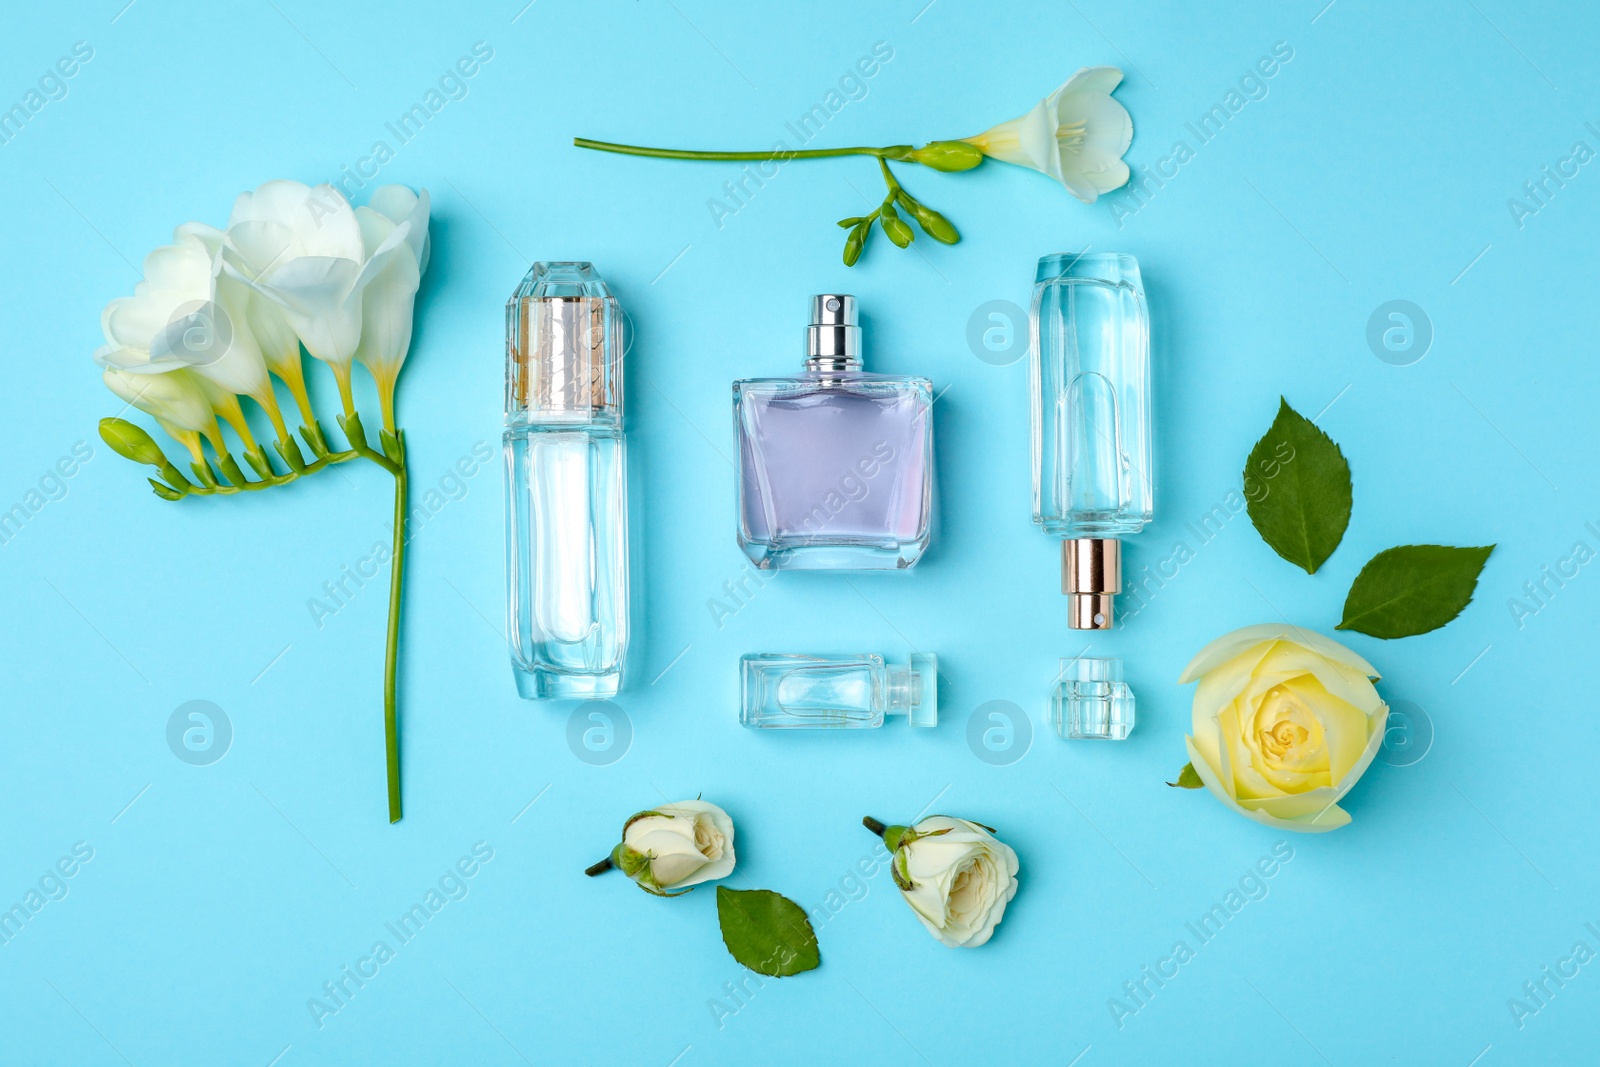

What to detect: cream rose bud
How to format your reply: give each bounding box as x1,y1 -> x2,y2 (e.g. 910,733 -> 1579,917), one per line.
1180,623 -> 1390,833
869,815 -> 1020,948
610,801 -> 736,895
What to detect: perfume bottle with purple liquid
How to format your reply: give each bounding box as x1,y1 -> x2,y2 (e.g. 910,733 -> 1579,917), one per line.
733,294 -> 934,571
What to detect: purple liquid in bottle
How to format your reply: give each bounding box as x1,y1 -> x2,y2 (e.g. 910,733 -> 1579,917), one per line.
733,295 -> 934,571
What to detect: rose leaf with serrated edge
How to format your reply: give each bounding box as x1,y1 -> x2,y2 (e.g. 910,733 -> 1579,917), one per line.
716,887 -> 820,977
1244,397 -> 1353,574
1337,544 -> 1494,638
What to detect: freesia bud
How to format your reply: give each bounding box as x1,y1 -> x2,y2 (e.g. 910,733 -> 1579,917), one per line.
897,195 -> 959,245
879,205 -> 914,248
910,140 -> 984,172
99,418 -> 167,467
843,223 -> 867,266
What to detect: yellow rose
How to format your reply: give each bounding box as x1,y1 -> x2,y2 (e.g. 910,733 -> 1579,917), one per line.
1180,624 -> 1388,833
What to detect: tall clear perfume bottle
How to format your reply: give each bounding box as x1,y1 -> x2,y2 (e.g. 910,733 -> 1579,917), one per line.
504,262 -> 628,699
733,295 -> 934,571
1030,253 -> 1153,629
740,653 -> 938,729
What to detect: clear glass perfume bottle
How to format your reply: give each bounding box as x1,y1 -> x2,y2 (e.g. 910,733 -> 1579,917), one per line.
740,653 -> 938,729
733,295 -> 934,571
504,262 -> 628,699
1030,252 -> 1153,629
1051,656 -> 1135,739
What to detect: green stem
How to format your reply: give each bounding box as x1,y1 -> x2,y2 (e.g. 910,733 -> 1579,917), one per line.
185,449 -> 360,496
352,444 -> 401,476
382,433 -> 408,823
877,157 -> 902,194
574,138 -> 909,163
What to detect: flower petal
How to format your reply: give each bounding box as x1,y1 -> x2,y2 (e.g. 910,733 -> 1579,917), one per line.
1180,623 -> 1378,684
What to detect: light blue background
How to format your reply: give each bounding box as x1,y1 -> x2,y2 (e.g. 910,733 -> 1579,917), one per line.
2,0 -> 1597,1063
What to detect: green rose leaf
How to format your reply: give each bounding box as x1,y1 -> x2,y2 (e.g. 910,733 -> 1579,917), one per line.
1167,762 -> 1204,789
715,887 -> 820,978
1243,398 -> 1352,574
1337,544 -> 1495,639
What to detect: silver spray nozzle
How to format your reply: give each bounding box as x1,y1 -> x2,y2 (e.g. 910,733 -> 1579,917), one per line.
805,294 -> 861,372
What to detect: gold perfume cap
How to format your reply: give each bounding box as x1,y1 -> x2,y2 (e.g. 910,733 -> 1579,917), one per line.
505,262 -> 622,418
1063,538 -> 1121,629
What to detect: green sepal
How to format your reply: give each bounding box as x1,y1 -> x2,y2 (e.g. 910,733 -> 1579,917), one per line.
243,446 -> 275,480
339,411 -> 369,450
300,422 -> 331,459
837,216 -> 868,228
148,478 -> 185,501
1168,762 -> 1205,789
155,461 -> 194,489
190,461 -> 219,490
890,846 -> 914,891
99,417 -> 166,467
621,809 -> 666,833
379,429 -> 403,464
217,453 -> 250,487
910,139 -> 984,172
611,842 -> 650,880
277,435 -> 307,472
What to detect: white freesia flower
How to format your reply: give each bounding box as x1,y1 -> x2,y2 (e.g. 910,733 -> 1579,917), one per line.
353,185 -> 430,429
963,66 -> 1132,202
878,815 -> 1019,947
245,289 -> 317,427
94,222 -> 286,443
221,180 -> 428,420
609,800 -> 737,894
101,366 -> 221,461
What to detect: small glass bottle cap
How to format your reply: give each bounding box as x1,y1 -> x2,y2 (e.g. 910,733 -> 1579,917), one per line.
887,652 -> 939,728
1052,656 -> 1134,740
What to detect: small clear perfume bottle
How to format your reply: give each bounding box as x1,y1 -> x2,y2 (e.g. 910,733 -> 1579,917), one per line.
740,653 -> 938,729
733,295 -> 934,571
1031,253 -> 1153,629
1051,656 -> 1135,739
504,262 -> 628,699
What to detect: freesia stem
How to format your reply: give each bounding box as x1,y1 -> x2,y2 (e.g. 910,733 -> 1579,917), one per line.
574,137 -> 907,163
383,432 -> 408,823
862,816 -> 887,837
585,857 -> 614,877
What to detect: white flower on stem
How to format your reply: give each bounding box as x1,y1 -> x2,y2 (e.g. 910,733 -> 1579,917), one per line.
245,289 -> 316,429
101,366 -> 221,462
221,180 -> 427,420
599,800 -> 737,895
868,815 -> 1020,947
353,185 -> 430,430
962,66 -> 1133,203
94,223 -> 287,444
